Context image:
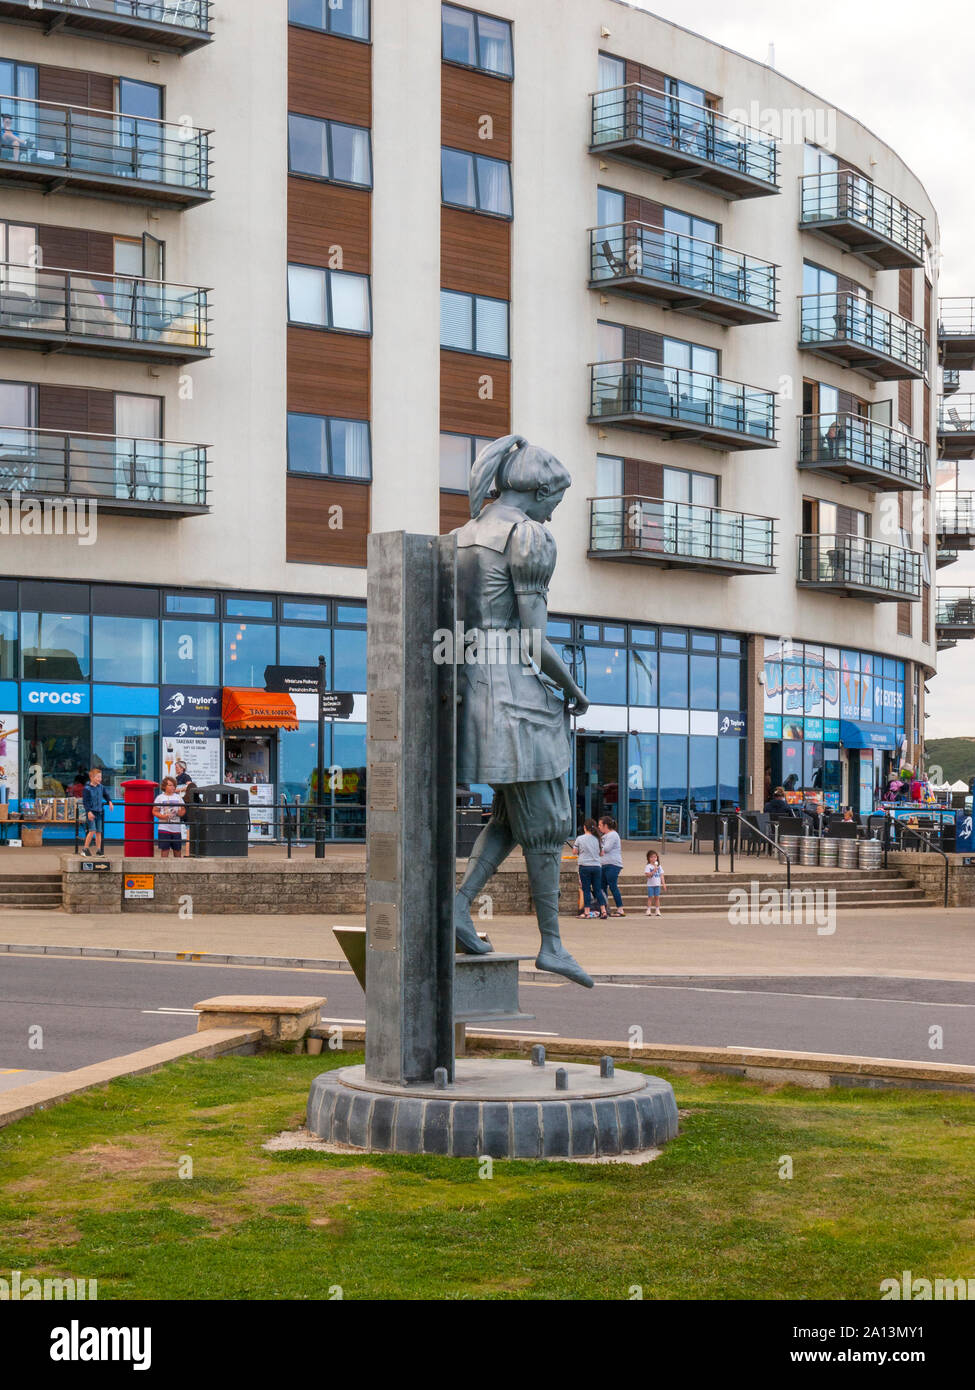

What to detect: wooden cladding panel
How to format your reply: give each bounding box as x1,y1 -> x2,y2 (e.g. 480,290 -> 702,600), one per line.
623,458 -> 664,499
896,602 -> 912,636
37,385 -> 115,434
442,64 -> 512,159
37,66 -> 115,111
623,195 -> 663,226
836,505 -> 863,539
440,351 -> 510,435
923,383 -> 931,447
287,327 -> 370,419
898,379 -> 913,430
288,29 -> 371,126
440,490 -> 470,535
288,179 -> 371,273
623,325 -> 664,362
286,475 -> 370,568
922,587 -> 930,645
624,60 -> 666,91
898,268 -> 914,322
441,207 -> 510,298
37,225 -> 114,275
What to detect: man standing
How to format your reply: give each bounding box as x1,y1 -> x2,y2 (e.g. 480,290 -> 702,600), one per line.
81,767 -> 113,857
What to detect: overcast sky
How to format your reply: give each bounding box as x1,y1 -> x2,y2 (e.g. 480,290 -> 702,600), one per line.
627,0 -> 975,738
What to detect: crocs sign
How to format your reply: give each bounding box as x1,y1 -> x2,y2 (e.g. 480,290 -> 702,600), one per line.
22,684 -> 90,713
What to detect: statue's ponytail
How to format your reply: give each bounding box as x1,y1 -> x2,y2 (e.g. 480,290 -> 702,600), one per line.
469,434 -> 526,518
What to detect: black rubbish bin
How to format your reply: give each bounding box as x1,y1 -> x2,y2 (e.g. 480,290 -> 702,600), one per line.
191,785 -> 250,858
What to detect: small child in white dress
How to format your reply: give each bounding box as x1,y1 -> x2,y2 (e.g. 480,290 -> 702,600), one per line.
644,851 -> 665,917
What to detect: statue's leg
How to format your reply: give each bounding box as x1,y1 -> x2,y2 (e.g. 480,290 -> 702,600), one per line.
454,792 -> 514,954
511,779 -> 594,989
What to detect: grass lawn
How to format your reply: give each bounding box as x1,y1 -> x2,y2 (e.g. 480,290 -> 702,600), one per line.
1,1052 -> 973,1301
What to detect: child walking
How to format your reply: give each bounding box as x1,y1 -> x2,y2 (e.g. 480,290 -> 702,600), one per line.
644,850 -> 665,916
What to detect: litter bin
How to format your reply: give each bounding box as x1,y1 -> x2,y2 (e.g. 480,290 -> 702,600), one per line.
191,785 -> 250,858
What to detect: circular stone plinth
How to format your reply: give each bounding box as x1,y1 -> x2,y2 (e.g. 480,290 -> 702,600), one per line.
306,1060 -> 678,1159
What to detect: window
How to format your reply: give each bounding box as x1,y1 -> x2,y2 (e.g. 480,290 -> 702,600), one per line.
93,616 -> 158,685
165,594 -> 215,616
93,715 -> 157,798
162,619 -> 219,684
282,601 -> 329,624
280,627 -> 330,669
288,266 -> 371,333
288,413 -> 372,480
440,433 -> 493,491
223,623 -> 276,686
288,0 -> 370,40
595,455 -> 623,497
333,628 -> 367,691
225,598 -> 274,620
597,187 -> 625,227
663,468 -> 718,507
21,613 -> 89,681
441,147 -> 512,216
288,114 -> 372,188
441,290 -> 509,356
442,5 -> 513,77
0,611 -> 17,680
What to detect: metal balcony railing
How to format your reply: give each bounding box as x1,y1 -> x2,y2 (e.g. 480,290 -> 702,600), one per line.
591,84 -> 778,190
799,293 -> 927,377
590,359 -> 776,444
0,0 -> 211,32
943,368 -> 961,395
798,413 -> 926,489
797,534 -> 922,600
799,171 -> 924,265
937,588 -> 975,629
0,426 -> 209,511
938,298 -> 975,338
0,96 -> 211,196
938,395 -> 975,433
589,495 -> 775,571
0,262 -> 210,358
935,493 -> 975,537
590,222 -> 777,316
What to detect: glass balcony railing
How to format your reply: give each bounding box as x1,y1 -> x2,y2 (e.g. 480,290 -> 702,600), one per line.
0,426 -> 209,512
0,96 -> 211,201
590,222 -> 777,320
590,84 -> 778,194
0,0 -> 212,47
937,395 -> 975,456
937,588 -> 975,630
590,359 -> 776,446
939,298 -> 975,338
799,171 -> 924,266
799,293 -> 927,378
797,534 -> 922,600
943,368 -> 961,395
0,262 -> 210,361
936,492 -> 975,539
798,413 -> 926,489
589,495 -> 775,571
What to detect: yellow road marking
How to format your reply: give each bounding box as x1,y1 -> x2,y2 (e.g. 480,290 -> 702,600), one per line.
0,1069 -> 25,1075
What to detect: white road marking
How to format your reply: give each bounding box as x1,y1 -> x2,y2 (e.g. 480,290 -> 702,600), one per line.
468,1028 -> 559,1037
141,1008 -> 199,1016
320,1017 -> 366,1025
595,983 -> 975,1008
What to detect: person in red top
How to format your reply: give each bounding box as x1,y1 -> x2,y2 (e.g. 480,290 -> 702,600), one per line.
911,778 -> 923,803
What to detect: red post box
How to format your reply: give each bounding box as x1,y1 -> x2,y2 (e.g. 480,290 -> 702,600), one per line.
122,779 -> 159,858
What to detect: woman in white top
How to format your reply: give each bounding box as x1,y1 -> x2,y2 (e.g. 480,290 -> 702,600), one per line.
598,816 -> 625,916
574,819 -> 608,919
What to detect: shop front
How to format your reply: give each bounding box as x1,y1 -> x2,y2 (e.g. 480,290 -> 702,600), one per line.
221,688 -> 299,841
762,640 -> 906,814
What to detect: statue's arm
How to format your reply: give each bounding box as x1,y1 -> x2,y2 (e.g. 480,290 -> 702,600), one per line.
516,592 -> 589,714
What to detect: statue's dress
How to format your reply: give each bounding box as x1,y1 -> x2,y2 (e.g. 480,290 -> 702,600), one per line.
454,503 -> 571,788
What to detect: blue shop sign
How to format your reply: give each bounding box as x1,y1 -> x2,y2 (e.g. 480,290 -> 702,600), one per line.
162,717 -> 222,738
161,687 -> 221,720
839,720 -> 897,750
764,715 -> 782,739
21,683 -> 90,714
718,711 -> 746,736
803,717 -> 824,741
824,719 -> 840,743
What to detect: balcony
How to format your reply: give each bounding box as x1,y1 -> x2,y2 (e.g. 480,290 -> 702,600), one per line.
0,98 -> 211,206
0,263 -> 210,365
796,534 -> 922,602
798,171 -> 924,269
936,493 -> 975,550
589,222 -> 777,326
0,0 -> 212,52
937,394 -> 975,459
936,546 -> 958,569
590,85 -> 778,200
0,426 -> 209,517
589,495 -> 775,574
797,413 -> 925,491
936,588 -> 975,642
589,359 -> 777,451
942,368 -> 961,395
938,299 -> 975,371
799,293 -> 926,381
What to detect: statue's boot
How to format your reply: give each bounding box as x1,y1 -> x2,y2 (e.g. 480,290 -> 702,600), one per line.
453,821 -> 513,954
526,849 -> 594,989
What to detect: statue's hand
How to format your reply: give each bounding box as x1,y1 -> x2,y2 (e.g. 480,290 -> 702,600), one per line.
567,692 -> 589,717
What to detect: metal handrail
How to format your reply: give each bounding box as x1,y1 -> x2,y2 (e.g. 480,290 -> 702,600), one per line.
798,171 -> 924,259
935,493 -> 975,534
938,298 -> 975,337
725,812 -> 793,893
936,588 -> 975,625
589,221 -> 778,313
590,358 -> 776,439
0,259 -> 211,297
797,533 -> 922,598
588,494 -> 776,567
799,292 -> 927,373
938,396 -> 975,432
882,817 -> 950,908
2,0 -> 212,29
797,411 -> 926,486
0,426 -> 210,507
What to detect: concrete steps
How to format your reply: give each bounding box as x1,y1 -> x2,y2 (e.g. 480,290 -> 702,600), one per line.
573,867 -> 937,914
0,875 -> 63,910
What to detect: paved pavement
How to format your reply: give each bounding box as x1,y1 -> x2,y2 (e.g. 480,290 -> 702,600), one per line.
1,904 -> 973,979
2,955 -> 975,1072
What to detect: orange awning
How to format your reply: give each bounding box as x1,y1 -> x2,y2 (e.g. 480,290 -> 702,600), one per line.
222,688 -> 300,731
